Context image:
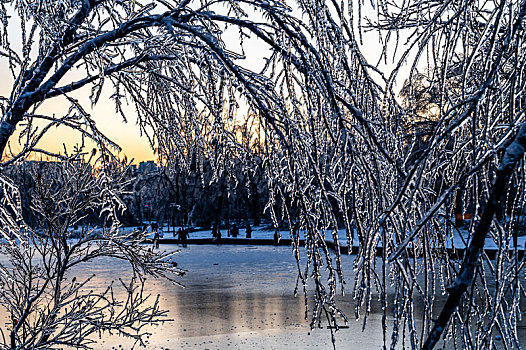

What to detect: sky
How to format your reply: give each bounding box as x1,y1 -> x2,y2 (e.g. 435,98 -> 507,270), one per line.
0,68 -> 157,164
0,1 -> 410,165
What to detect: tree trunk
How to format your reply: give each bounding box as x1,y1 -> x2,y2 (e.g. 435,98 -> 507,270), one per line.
0,119 -> 16,158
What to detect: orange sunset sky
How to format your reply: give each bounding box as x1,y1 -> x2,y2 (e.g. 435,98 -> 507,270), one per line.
0,2 -> 403,165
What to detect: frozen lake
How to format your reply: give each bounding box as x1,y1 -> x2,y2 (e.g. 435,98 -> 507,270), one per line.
72,245 -> 395,349
3,244 -> 525,349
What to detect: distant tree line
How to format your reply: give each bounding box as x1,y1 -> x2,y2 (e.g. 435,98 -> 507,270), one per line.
5,155 -> 270,230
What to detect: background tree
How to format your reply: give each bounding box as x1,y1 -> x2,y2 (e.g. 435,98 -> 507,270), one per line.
0,151 -> 184,349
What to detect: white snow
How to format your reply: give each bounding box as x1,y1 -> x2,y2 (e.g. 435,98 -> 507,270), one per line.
117,223 -> 526,251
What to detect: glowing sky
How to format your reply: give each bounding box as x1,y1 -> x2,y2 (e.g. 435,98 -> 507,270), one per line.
0,73 -> 156,163
0,2 -> 409,165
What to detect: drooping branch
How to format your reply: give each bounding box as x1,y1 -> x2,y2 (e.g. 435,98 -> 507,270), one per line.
46,54 -> 181,98
0,5 -> 194,158
422,122 -> 526,349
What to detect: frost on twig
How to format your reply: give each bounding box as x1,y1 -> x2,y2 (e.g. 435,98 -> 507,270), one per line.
1,0 -> 526,348
422,123 -> 526,349
0,150 -> 184,349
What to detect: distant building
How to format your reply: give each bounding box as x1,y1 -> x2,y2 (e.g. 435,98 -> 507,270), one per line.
21,160 -> 92,174
137,160 -> 157,174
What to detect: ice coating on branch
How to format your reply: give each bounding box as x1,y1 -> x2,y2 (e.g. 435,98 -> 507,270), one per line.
0,0 -> 525,348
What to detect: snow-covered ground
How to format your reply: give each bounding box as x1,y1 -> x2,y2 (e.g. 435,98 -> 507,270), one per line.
122,223 -> 526,251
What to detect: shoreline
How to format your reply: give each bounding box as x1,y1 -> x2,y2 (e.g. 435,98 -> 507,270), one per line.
145,236 -> 526,260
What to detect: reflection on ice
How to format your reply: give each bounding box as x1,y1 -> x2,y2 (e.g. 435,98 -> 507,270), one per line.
1,244 -> 525,349
59,245 -> 372,349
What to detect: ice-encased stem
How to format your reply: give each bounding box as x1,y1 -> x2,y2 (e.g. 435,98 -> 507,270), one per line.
423,123 -> 526,349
